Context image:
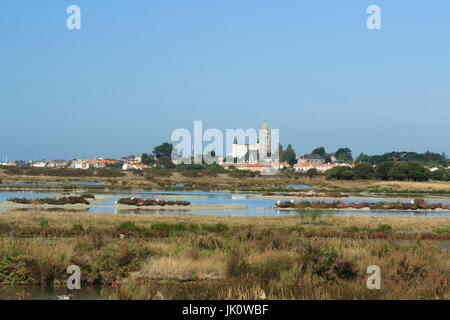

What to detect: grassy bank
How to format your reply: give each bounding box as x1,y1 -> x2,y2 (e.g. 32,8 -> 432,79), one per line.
2,168 -> 450,196
0,211 -> 448,299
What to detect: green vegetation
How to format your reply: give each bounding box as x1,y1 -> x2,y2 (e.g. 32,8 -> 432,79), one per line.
117,198 -> 190,207
357,151 -> 448,167
306,168 -> 319,178
0,210 -> 448,299
276,199 -> 450,211
279,144 -> 297,166
7,195 -> 94,206
0,166 -> 124,178
326,161 -> 449,181
335,147 -> 353,163
326,166 -> 354,180
433,226 -> 450,234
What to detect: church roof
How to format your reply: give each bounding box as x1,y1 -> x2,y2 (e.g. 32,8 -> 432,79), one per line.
301,154 -> 324,160
261,121 -> 268,130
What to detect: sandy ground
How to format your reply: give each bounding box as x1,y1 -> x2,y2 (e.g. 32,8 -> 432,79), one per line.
1,201 -> 90,210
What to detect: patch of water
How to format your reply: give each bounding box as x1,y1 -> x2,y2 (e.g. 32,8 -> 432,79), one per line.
0,182 -> 103,186
286,184 -> 310,189
0,285 -> 106,300
0,190 -> 449,217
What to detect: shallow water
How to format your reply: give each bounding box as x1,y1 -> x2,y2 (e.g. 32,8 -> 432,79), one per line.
0,182 -> 103,186
0,190 -> 449,217
0,285 -> 106,300
286,184 -> 310,189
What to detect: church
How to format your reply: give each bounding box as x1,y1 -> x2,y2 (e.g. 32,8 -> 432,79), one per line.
231,121 -> 271,164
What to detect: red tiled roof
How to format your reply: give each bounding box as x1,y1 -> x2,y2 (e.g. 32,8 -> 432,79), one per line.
294,163 -> 311,167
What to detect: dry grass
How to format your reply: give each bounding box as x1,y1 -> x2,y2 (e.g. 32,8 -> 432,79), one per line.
132,256 -> 225,281
0,206 -> 449,299
316,179 -> 450,191
2,169 -> 449,190
1,210 -> 448,234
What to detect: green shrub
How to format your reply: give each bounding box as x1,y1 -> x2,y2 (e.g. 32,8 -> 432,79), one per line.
7,198 -> 32,204
116,221 -> 141,233
342,225 -> 360,233
202,223 -> 229,234
376,224 -> 393,233
74,234 -> 104,252
39,219 -> 49,228
332,258 -> 357,280
72,224 -> 84,232
433,226 -> 450,234
290,226 -> 306,233
226,249 -> 249,278
150,222 -> 199,235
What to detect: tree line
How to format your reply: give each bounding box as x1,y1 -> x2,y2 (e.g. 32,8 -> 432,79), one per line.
356,151 -> 447,166
325,161 -> 449,181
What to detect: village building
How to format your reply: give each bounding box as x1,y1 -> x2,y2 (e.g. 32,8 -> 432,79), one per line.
230,121 -> 271,164
297,154 -> 325,165
71,160 -> 89,169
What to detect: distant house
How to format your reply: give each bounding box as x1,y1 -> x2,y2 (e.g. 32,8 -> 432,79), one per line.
294,163 -> 349,172
276,162 -> 290,170
122,162 -> 148,170
330,153 -> 338,163
132,164 -> 148,170
121,154 -> 142,163
85,160 -> 117,169
52,160 -> 69,168
297,154 -> 325,165
32,161 -> 49,168
72,160 -> 89,169
293,163 -> 312,172
13,160 -> 29,167
221,163 -> 266,172
122,163 -> 132,170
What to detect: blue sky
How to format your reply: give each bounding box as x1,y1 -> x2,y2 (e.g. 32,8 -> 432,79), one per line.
0,0 -> 449,160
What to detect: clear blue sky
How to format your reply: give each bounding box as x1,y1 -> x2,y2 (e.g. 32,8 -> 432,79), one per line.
1,0 -> 449,160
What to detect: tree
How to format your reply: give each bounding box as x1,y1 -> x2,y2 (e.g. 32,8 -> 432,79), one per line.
406,162 -> 429,181
153,142 -> 174,159
387,162 -> 408,181
375,161 -> 395,180
157,155 -> 175,169
306,168 -> 319,178
141,153 -> 156,166
355,150 -> 447,166
326,166 -> 354,180
335,148 -> 353,163
430,168 -> 444,181
353,162 -> 375,180
312,147 -> 326,157
279,144 -> 285,162
356,153 -> 372,164
282,144 -> 297,166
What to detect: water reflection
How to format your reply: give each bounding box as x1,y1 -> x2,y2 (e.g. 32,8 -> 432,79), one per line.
0,285 -> 107,300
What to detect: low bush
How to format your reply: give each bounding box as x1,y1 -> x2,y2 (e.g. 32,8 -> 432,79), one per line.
276,199 -> 450,211
116,221 -> 141,233
117,198 -> 190,207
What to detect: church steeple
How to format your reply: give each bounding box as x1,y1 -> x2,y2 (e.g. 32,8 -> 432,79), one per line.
259,121 -> 271,163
